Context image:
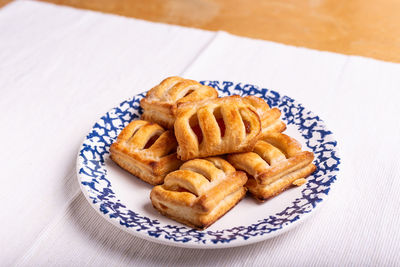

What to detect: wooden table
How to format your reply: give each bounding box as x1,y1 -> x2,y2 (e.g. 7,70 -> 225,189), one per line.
2,0 -> 400,63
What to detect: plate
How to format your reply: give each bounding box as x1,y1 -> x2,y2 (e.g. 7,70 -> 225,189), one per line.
76,80 -> 340,248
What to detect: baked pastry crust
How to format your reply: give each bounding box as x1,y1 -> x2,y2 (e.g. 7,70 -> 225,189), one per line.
174,95 -> 262,160
243,96 -> 286,136
110,120 -> 182,185
150,157 -> 247,229
140,76 -> 218,129
227,132 -> 316,201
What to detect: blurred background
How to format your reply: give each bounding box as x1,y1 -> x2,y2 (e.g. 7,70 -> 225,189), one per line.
2,0 -> 399,62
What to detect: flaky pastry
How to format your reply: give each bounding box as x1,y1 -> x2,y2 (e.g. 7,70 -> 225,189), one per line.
110,120 -> 182,185
174,95 -> 262,160
140,76 -> 218,129
243,96 -> 286,136
150,157 -> 247,229
227,132 -> 316,201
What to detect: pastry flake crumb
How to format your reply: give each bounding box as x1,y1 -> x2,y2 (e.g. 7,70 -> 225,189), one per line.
292,178 -> 307,186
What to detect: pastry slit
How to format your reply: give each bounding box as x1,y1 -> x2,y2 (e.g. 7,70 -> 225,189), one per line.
176,87 -> 195,101
263,134 -> 301,158
143,133 -> 161,149
164,170 -> 210,196
189,113 -> 203,145
254,140 -> 286,165
126,123 -> 145,142
128,124 -> 163,149
213,107 -> 226,137
239,108 -> 257,135
221,104 -> 246,141
161,80 -> 181,101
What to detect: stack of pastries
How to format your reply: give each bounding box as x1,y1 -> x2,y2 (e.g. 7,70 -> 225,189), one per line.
110,76 -> 316,229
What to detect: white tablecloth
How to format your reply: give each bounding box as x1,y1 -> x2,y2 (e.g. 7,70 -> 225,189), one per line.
1,1 -> 399,266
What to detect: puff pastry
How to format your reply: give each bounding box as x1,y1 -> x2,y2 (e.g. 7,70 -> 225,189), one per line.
174,95 -> 262,160
140,76 -> 218,129
150,157 -> 247,229
243,96 -> 286,136
110,120 -> 182,185
227,133 -> 316,201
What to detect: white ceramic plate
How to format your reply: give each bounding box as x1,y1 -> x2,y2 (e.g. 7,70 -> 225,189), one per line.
77,80 -> 340,248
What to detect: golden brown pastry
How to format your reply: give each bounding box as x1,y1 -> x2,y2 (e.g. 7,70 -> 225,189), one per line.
243,96 -> 286,136
140,76 -> 218,129
150,157 -> 247,229
110,120 -> 183,185
174,95 -> 262,161
227,132 -> 316,201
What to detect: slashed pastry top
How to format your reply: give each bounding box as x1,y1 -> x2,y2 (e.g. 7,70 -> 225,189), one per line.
140,76 -> 218,129
243,96 -> 286,135
110,120 -> 182,185
227,132 -> 316,201
174,95 -> 262,160
150,157 -> 247,229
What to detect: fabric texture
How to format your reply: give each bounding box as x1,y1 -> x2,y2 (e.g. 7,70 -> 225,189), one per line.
0,1 -> 399,266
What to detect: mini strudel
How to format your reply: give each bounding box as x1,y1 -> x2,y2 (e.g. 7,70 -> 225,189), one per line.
227,132 -> 316,201
110,120 -> 182,185
174,95 -> 262,160
150,157 -> 247,229
140,76 -> 218,129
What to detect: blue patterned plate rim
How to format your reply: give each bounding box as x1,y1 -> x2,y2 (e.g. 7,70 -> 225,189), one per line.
76,80 -> 340,248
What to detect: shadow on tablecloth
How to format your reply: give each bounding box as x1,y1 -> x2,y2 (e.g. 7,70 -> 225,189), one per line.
67,190 -> 303,266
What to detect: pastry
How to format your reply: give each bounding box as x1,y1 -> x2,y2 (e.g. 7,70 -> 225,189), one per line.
227,132 -> 316,201
140,76 -> 218,129
174,95 -> 262,160
243,96 -> 286,135
150,157 -> 247,229
110,120 -> 182,185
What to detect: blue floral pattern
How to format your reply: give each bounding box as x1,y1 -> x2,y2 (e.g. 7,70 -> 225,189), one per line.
77,81 -> 340,246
